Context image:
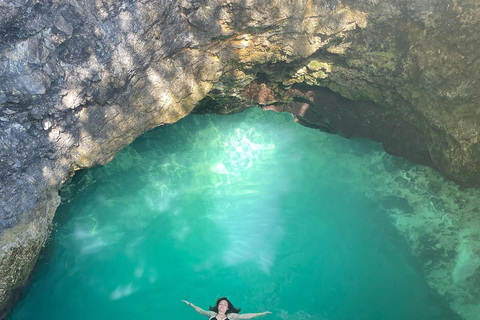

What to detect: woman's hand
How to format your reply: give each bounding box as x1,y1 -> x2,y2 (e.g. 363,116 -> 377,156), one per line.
181,300 -> 193,306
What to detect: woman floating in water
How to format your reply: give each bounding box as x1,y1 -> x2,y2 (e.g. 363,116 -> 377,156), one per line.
182,297 -> 271,320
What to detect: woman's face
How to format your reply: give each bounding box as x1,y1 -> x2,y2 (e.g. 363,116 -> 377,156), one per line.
218,300 -> 229,313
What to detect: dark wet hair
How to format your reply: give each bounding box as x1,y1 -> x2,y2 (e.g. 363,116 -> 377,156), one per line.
209,297 -> 241,314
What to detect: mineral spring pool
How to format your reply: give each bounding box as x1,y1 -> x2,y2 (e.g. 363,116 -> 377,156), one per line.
10,107 -> 460,320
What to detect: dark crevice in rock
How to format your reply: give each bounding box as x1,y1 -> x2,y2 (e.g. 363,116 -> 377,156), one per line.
192,95 -> 248,115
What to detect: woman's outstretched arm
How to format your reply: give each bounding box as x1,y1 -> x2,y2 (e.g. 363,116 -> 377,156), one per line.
228,311 -> 272,319
181,300 -> 215,317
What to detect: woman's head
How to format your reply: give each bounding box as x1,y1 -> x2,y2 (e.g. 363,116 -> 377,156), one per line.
209,297 -> 241,314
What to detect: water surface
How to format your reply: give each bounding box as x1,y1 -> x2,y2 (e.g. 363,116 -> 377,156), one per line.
10,107 -> 459,320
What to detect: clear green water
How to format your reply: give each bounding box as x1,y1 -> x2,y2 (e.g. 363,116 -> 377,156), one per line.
10,107 -> 459,320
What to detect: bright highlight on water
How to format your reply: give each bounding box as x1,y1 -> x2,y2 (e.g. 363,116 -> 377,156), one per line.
10,107 -> 459,320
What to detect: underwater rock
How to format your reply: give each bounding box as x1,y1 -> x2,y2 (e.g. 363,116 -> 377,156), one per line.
381,195 -> 415,214
0,0 -> 479,318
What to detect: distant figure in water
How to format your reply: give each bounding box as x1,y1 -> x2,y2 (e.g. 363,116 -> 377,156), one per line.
182,297 -> 271,320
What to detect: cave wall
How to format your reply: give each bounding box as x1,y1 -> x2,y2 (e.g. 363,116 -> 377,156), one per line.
0,0 -> 479,318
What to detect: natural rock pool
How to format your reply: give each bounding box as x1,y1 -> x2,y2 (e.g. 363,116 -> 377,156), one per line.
9,107 -> 462,319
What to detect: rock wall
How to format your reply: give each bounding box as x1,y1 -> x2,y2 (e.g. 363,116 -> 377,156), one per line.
0,0 -> 479,318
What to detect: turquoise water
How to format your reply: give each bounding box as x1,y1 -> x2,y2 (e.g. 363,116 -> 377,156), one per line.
10,107 -> 459,320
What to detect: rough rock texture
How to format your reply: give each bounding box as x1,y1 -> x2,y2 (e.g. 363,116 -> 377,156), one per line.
0,0 -> 479,319
0,188 -> 59,319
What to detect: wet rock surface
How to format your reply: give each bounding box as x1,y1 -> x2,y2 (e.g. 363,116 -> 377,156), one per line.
0,0 -> 479,318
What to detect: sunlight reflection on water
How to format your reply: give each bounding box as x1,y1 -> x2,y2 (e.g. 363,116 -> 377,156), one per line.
204,128 -> 283,274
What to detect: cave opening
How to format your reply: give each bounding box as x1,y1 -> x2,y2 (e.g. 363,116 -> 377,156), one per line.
9,107 -> 463,319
